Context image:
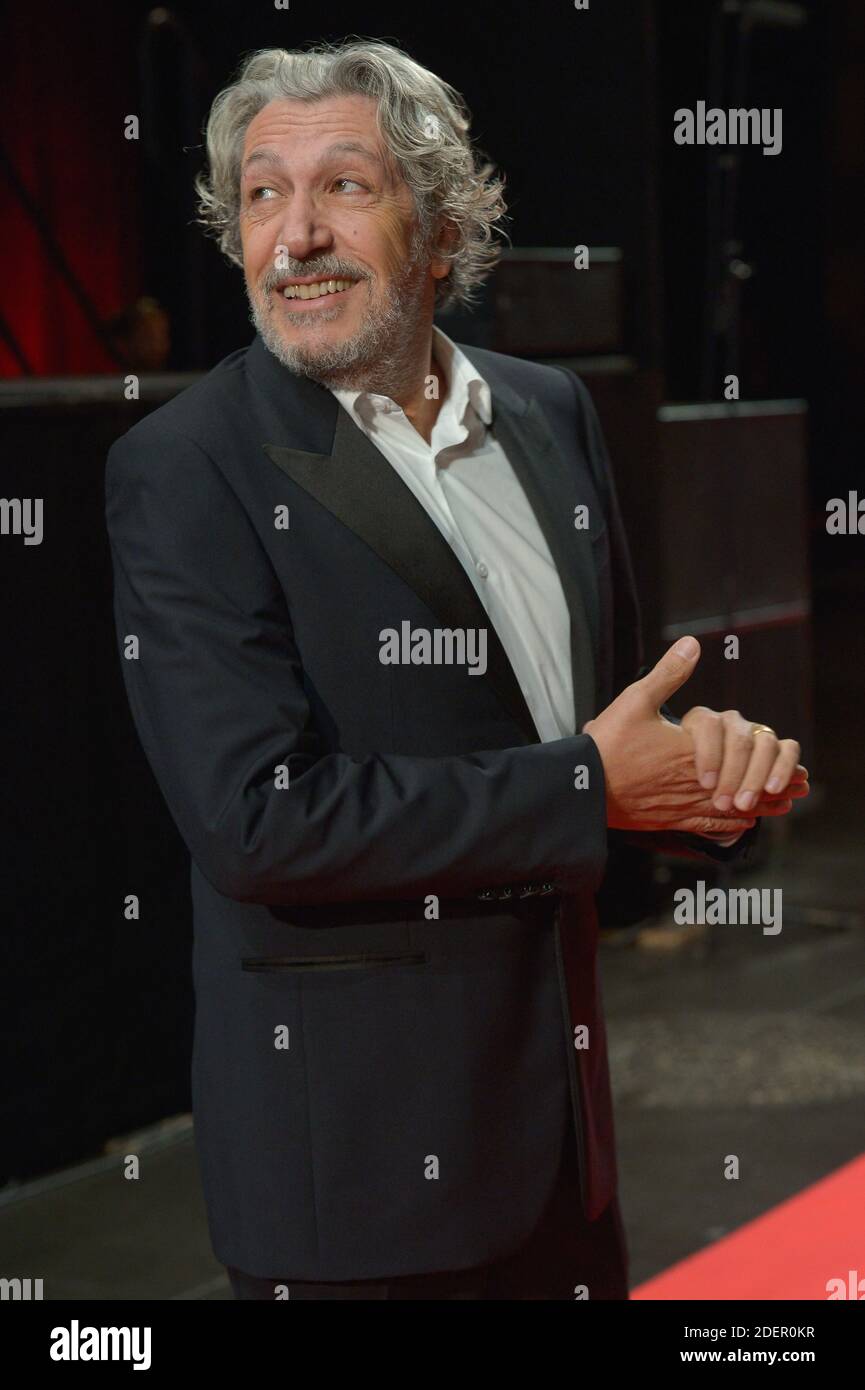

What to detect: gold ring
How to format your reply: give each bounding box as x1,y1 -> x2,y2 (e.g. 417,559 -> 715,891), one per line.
751,723 -> 776,738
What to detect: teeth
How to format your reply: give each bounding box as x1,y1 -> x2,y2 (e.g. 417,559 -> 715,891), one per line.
282,279 -> 355,300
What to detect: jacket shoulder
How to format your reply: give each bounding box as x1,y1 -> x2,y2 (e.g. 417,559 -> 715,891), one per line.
109,343 -> 252,461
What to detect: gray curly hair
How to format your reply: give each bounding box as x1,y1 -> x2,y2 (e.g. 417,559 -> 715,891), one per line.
193,39 -> 509,311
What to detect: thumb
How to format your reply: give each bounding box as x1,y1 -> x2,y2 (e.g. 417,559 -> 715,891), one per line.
638,636 -> 701,709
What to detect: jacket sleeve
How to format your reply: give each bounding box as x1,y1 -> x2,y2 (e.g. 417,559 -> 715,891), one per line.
561,368 -> 760,867
105,422 -> 610,907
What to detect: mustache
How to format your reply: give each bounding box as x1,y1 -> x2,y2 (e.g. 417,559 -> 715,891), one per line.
259,262 -> 371,293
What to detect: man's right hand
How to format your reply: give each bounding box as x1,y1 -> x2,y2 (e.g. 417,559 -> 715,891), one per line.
583,637 -> 796,839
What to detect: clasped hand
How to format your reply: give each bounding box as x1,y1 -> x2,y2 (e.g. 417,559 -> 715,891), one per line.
583,635 -> 808,840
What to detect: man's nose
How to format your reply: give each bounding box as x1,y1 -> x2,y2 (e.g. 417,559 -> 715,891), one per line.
273,192 -> 333,262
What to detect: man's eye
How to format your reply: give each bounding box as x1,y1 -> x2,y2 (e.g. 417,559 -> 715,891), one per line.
250,186 -> 278,201
332,178 -> 366,193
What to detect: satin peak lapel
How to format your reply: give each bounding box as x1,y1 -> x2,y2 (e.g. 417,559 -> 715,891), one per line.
263,405 -> 541,744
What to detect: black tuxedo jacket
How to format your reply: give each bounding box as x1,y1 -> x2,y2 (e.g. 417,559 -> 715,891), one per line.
105,332 -> 752,1281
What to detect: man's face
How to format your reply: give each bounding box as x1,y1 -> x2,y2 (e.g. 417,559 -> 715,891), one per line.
240,93 -> 441,387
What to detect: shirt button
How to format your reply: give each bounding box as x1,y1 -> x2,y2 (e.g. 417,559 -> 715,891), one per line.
476,561 -> 489,579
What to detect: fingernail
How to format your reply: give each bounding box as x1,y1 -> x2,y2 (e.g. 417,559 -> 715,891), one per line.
700,771 -> 718,789
735,790 -> 756,811
714,795 -> 733,812
674,636 -> 698,659
766,777 -> 782,793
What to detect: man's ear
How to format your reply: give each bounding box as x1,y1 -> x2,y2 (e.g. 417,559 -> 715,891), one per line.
429,218 -> 458,280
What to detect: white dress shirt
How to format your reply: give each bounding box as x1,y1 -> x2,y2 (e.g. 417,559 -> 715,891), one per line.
329,326 -> 575,742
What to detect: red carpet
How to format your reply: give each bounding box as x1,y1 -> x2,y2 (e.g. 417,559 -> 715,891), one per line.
632,1154 -> 865,1300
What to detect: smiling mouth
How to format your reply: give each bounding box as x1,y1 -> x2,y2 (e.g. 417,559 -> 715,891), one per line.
276,278 -> 359,305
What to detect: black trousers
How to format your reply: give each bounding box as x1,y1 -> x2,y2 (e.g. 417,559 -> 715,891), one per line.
226,1124 -> 629,1301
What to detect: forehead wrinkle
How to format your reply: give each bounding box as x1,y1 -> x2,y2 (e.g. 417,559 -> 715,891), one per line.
242,143 -> 384,173
242,148 -> 284,175
325,140 -> 386,172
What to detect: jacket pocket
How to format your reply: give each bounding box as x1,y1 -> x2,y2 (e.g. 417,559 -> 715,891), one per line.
240,951 -> 429,973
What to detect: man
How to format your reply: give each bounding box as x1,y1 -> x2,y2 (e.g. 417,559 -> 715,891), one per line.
105,40 -> 807,1300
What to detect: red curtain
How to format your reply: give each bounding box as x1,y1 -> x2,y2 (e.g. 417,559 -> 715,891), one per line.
0,2 -> 141,375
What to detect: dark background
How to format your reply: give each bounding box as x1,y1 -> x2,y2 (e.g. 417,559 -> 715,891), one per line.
1,0 -> 862,1183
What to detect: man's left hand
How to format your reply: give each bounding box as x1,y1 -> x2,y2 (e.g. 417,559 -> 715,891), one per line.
679,708 -> 808,836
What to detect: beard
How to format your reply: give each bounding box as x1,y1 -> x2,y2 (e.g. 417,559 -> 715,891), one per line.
246,230 -> 431,395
